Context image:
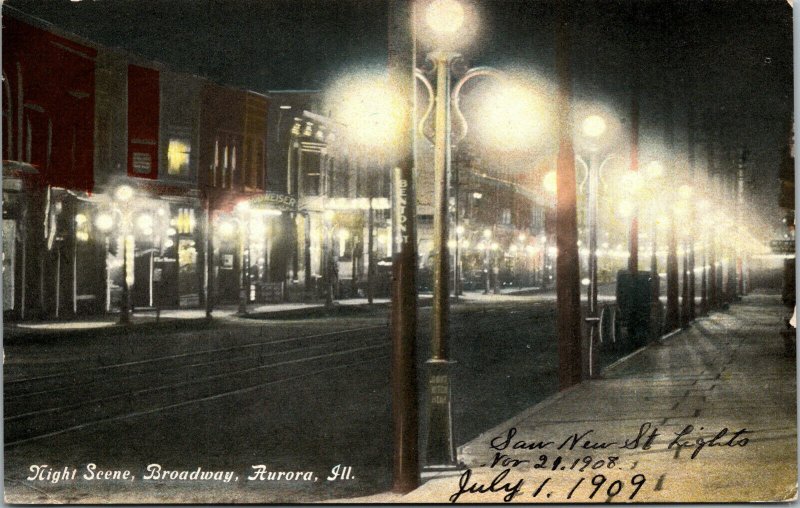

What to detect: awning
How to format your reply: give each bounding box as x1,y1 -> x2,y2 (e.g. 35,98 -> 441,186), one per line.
3,160 -> 39,176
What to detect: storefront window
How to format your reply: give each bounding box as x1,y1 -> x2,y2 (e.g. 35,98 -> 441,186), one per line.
178,238 -> 198,307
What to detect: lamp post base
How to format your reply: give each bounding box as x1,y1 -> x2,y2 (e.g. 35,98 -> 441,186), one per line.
424,359 -> 460,471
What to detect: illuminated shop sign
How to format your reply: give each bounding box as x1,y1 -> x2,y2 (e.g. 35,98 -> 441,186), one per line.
250,192 -> 297,211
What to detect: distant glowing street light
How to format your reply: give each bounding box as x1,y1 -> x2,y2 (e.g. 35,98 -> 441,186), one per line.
326,71 -> 404,151
543,170 -> 557,195
644,160 -> 664,179
620,171 -> 643,195
678,184 -> 694,200
473,81 -> 551,149
581,114 -> 607,138
95,213 -> 114,232
136,214 -> 154,233
617,199 -> 635,219
114,184 -> 134,203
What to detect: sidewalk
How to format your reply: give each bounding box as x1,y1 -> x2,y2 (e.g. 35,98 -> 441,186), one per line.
342,292 -> 797,503
4,286 -> 546,334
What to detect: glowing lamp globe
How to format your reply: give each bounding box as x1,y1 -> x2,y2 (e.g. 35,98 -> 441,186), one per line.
542,170 -> 557,195
426,0 -> 465,34
95,213 -> 114,232
644,160 -> 664,179
581,115 -> 607,139
114,185 -> 134,202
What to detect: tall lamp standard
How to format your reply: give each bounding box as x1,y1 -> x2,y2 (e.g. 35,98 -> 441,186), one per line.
575,114 -> 617,378
697,198 -> 712,315
415,0 -> 545,468
116,185 -> 135,325
414,0 -> 481,469
95,211 -> 115,314
639,160 -> 666,328
235,201 -> 251,315
481,229 -> 492,294
417,37 -> 460,467
453,224 -> 464,300
93,185 -> 137,324
676,185 -> 693,328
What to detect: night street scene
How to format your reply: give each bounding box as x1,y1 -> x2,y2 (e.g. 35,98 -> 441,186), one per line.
1,0 -> 796,504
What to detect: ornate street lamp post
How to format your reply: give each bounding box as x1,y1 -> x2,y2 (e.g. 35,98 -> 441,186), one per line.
94,185 -> 136,325
575,115 -> 618,378
235,201 -> 251,315
415,34 -> 514,472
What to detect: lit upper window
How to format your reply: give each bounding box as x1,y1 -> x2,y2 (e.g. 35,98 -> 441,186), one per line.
167,139 -> 191,175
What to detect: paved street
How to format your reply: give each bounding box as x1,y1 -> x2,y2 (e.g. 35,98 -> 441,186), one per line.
4,290 -> 794,503
4,290 -> 627,503
345,290 -> 797,503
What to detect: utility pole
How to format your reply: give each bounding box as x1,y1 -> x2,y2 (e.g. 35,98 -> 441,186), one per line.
628,85 -> 640,274
707,115 -> 718,310
736,148 -> 747,297
628,2 -> 641,275
205,195 -> 215,322
686,105 -> 696,322
680,238 -> 690,328
555,2 -> 583,388
388,0 -> 419,493
664,93 -> 680,333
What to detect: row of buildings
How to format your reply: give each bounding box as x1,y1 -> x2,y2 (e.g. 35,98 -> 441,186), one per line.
2,7 -> 554,320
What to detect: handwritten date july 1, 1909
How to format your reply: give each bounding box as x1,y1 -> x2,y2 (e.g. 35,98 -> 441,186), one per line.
448,468 -> 647,503
447,423 -> 752,503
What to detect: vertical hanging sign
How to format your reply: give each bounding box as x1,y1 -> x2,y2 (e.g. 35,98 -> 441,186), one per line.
392,167 -> 412,255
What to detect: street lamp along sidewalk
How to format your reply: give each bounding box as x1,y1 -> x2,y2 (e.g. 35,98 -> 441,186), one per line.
416,0 -> 551,471
573,110 -> 621,378
93,184 -> 137,325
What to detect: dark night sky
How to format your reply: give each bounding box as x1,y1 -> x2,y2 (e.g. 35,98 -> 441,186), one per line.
4,0 -> 794,231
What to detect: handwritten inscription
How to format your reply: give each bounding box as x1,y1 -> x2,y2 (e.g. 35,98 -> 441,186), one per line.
489,422 -> 749,459
449,422 -> 753,502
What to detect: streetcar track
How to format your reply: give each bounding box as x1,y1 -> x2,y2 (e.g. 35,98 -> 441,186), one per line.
7,314 -> 537,404
5,308 -> 547,447
5,354 -> 391,448
6,312 -> 539,388
6,335 -> 389,401
5,342 -> 390,422
4,324 -> 386,385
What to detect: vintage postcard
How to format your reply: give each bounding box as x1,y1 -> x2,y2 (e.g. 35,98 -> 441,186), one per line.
2,0 -> 796,504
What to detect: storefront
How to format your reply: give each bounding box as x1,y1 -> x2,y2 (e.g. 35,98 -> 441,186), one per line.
1,163 -> 37,318
292,197 -> 392,300
213,191 -> 296,304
